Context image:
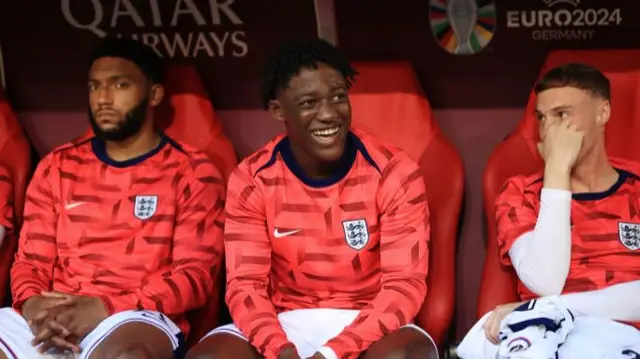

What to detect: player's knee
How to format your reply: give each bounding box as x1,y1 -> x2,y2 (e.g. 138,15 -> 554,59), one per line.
101,345 -> 154,359
363,337 -> 437,359
185,334 -> 257,359
184,347 -> 229,359
88,321 -> 174,359
402,338 -> 438,359
184,353 -> 217,359
369,346 -> 433,359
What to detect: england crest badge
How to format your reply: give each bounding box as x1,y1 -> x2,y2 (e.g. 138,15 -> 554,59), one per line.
618,221 -> 640,251
342,219 -> 369,250
134,195 -> 158,220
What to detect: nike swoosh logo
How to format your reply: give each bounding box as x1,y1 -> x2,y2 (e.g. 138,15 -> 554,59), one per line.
65,202 -> 85,210
273,228 -> 301,238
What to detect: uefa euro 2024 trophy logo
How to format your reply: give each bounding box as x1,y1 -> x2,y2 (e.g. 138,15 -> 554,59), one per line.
430,0 -> 496,55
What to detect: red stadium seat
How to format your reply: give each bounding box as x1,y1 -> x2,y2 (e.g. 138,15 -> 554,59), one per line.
83,64 -> 237,345
159,64 -> 237,347
349,62 -> 464,348
478,49 -> 640,318
0,86 -> 32,305
154,64 -> 237,183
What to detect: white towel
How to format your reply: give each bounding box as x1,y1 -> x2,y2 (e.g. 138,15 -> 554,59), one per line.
456,310 -> 502,359
497,296 -> 574,358
457,296 -> 574,359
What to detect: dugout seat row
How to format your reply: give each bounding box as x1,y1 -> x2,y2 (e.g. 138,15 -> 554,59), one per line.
2,48 -> 639,353
0,61 -> 463,351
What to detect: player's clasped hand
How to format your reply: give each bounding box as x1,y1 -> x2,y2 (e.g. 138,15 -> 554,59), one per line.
28,291 -> 109,354
537,119 -> 585,169
42,291 -> 110,341
23,294 -> 79,354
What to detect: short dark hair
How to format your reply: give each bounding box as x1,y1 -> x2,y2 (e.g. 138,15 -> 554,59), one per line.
89,37 -> 164,84
534,63 -> 610,101
260,38 -> 358,109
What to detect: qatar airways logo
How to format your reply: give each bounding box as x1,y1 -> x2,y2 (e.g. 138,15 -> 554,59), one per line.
60,0 -> 249,58
506,0 -> 623,41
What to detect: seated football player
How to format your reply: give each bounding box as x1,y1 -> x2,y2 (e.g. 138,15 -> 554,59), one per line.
0,38 -> 225,359
0,163 -> 13,248
185,39 -> 437,359
481,64 -> 640,355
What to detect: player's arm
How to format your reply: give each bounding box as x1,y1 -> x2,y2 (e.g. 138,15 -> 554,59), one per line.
320,155 -> 429,359
496,179 -> 572,296
224,167 -> 293,359
0,165 -> 14,246
558,280 -> 640,322
11,155 -> 59,310
100,158 -> 226,316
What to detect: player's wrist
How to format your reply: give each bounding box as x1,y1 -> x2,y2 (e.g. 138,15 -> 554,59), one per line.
543,160 -> 572,191
544,156 -> 573,173
20,294 -> 47,321
90,296 -> 110,320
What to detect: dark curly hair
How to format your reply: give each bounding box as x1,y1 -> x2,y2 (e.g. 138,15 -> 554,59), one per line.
89,37 -> 164,84
260,38 -> 358,109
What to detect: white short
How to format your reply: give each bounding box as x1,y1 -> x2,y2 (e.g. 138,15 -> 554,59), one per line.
0,308 -> 186,359
203,308 -> 438,358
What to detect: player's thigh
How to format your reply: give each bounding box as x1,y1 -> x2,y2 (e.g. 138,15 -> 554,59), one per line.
87,321 -> 174,359
80,310 -> 183,359
186,333 -> 262,359
360,325 -> 438,359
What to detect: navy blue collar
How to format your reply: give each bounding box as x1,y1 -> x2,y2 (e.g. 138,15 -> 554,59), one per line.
255,131 -> 381,188
91,133 -> 168,168
572,169 -> 634,201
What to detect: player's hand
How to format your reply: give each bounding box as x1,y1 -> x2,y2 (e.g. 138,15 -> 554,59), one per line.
41,292 -> 109,340
306,353 -> 327,359
22,295 -> 80,353
483,301 -> 525,344
278,347 -> 302,359
538,120 -> 585,170
22,296 -> 69,321
30,308 -> 81,353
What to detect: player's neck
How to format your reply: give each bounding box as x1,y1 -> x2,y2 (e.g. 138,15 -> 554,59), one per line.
292,148 -> 342,179
311,161 -> 341,178
105,129 -> 161,162
300,156 -> 340,179
570,145 -> 617,193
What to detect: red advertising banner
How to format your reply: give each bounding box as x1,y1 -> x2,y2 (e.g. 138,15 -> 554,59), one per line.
336,0 -> 640,108
0,0 -> 318,111
1,0 -> 639,111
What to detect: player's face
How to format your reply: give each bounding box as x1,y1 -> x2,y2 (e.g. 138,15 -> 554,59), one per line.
88,57 -> 162,142
270,63 -> 351,165
536,86 -> 610,161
